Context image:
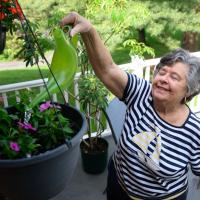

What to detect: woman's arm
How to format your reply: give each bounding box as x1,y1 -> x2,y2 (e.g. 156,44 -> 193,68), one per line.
60,12 -> 127,99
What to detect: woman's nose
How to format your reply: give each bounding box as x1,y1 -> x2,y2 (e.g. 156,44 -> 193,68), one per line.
159,74 -> 169,83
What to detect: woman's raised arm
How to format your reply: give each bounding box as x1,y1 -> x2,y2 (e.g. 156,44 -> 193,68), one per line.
60,12 -> 128,99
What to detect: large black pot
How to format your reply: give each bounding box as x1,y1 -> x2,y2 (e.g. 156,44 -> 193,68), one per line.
0,24 -> 6,54
0,104 -> 87,200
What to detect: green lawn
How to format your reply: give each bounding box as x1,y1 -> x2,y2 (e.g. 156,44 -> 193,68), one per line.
0,66 -> 49,85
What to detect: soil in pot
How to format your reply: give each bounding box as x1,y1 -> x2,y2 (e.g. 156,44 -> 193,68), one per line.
80,137 -> 108,174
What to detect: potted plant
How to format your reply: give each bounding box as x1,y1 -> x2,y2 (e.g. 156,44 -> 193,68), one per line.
0,90 -> 87,200
0,26 -> 87,199
0,0 -> 23,53
0,39 -> 87,199
77,42 -> 109,174
0,3 -> 87,199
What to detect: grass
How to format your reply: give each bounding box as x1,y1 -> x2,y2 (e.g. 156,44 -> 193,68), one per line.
0,66 -> 49,85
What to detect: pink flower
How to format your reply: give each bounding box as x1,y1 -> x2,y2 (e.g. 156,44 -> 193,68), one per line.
39,101 -> 61,112
18,121 -> 37,132
39,101 -> 53,112
10,142 -> 20,152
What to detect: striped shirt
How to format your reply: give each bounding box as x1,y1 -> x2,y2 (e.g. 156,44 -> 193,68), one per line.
113,73 -> 200,199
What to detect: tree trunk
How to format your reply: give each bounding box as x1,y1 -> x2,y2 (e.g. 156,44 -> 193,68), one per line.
138,28 -> 146,44
182,31 -> 199,52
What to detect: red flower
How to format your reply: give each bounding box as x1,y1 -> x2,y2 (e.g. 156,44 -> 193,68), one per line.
0,0 -> 24,21
0,13 -> 5,20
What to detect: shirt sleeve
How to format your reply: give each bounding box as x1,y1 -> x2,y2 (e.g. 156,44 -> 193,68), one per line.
120,73 -> 151,107
190,145 -> 200,176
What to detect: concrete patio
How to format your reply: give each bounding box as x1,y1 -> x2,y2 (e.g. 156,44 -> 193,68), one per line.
51,134 -> 200,200
51,135 -> 116,200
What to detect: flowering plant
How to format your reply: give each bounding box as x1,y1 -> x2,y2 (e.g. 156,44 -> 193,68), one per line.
0,0 -> 24,53
0,91 -> 74,159
0,0 -> 23,31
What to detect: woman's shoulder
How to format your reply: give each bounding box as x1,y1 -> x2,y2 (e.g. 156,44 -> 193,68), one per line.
187,110 -> 200,129
127,72 -> 150,83
126,73 -> 152,93
124,73 -> 152,105
190,111 -> 200,120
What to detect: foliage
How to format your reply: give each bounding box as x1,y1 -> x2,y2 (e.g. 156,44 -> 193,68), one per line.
0,32 -> 23,60
84,0 -> 131,47
2,0 -> 200,62
77,0 -> 156,62
78,75 -> 108,112
0,90 -> 74,159
77,40 -> 109,150
78,74 -> 109,147
16,20 -> 54,62
16,21 -> 41,66
0,0 -> 47,62
127,0 -> 200,51
123,38 -> 155,58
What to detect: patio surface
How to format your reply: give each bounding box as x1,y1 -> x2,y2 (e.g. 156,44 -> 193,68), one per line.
51,134 -> 116,200
50,134 -> 200,200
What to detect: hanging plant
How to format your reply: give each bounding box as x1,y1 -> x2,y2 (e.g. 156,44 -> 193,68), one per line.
0,24 -> 6,53
0,0 -> 23,53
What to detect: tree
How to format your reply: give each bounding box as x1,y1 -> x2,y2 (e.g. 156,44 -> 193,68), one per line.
172,0 -> 200,52
127,0 -> 200,52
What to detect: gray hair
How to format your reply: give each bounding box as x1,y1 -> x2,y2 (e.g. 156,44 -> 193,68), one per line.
154,48 -> 200,102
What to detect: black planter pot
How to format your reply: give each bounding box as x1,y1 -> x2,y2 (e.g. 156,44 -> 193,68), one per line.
80,137 -> 108,174
0,24 -> 6,54
0,104 -> 87,200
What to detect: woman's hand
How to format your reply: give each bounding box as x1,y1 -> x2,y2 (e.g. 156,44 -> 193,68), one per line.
60,12 -> 92,37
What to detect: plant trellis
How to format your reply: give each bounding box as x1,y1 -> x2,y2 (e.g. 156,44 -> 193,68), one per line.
0,0 -> 78,147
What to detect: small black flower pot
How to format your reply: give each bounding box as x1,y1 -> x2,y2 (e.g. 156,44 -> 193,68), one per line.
80,137 -> 108,174
0,24 -> 7,54
0,104 -> 87,200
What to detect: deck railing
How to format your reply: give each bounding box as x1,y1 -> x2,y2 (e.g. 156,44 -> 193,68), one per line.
1,52 -> 200,113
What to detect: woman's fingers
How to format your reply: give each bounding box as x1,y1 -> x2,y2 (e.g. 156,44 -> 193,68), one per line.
60,12 -> 78,27
60,12 -> 92,37
70,23 -> 84,37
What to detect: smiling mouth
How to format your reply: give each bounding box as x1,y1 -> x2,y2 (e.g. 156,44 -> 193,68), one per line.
156,85 -> 170,92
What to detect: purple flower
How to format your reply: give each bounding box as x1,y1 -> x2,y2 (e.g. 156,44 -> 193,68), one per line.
10,142 -> 20,152
39,101 -> 53,112
18,121 -> 37,132
39,101 -> 61,112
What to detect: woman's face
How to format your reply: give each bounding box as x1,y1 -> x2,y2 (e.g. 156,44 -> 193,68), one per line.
152,62 -> 189,105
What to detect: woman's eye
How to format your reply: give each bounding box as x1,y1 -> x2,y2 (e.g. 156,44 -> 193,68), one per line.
171,75 -> 179,80
158,70 -> 166,75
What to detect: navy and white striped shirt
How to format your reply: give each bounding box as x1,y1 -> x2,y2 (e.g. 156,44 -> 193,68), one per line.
113,73 -> 200,199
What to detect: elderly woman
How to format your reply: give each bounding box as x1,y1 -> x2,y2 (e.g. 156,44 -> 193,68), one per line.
60,12 -> 200,200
